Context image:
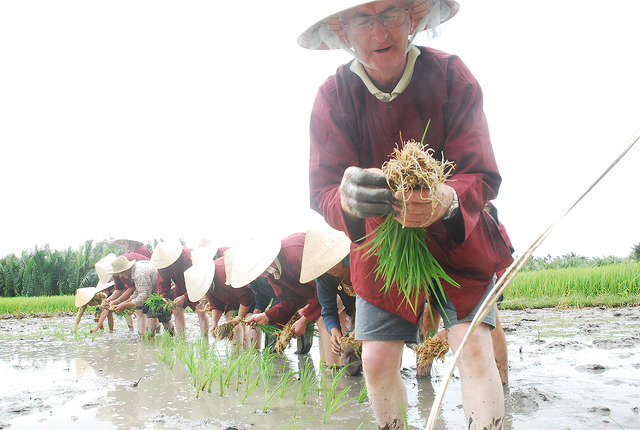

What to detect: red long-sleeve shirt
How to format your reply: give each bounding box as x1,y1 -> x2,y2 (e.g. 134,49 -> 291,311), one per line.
264,233 -> 320,326
309,47 -> 513,323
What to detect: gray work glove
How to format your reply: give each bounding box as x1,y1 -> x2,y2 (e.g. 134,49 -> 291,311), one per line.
340,167 -> 395,219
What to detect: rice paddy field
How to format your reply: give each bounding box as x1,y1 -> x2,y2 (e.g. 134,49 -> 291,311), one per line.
0,262 -> 639,429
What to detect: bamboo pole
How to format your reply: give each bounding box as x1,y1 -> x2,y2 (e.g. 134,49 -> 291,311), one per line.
424,126 -> 640,430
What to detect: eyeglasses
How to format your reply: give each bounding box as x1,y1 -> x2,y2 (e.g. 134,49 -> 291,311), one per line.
343,7 -> 410,35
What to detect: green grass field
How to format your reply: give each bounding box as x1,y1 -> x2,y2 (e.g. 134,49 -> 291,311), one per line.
1,262 -> 638,315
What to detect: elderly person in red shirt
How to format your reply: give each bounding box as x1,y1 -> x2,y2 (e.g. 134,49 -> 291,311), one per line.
228,233 -> 321,350
185,254 -> 260,349
151,240 -> 210,337
300,0 -> 514,428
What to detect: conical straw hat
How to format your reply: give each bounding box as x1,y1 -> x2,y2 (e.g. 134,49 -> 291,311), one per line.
75,287 -> 96,307
184,261 -> 215,302
300,227 -> 352,283
190,245 -> 217,266
150,239 -> 183,269
106,256 -> 136,275
226,238 -> 282,288
94,280 -> 115,293
95,253 -> 116,284
297,0 -> 459,50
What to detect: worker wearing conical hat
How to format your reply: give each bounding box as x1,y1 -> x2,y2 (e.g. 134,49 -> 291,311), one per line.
301,0 -> 514,427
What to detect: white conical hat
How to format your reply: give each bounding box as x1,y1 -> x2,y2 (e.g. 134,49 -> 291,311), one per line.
190,245 -> 217,266
75,287 -> 96,307
297,0 -> 459,50
300,227 -> 352,283
150,239 -> 183,269
95,253 -> 116,284
94,280 -> 115,293
226,237 -> 282,288
184,261 -> 215,302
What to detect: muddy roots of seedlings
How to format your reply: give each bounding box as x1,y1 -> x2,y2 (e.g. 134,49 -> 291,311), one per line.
215,322 -> 234,341
414,337 -> 449,368
383,139 -> 455,210
340,335 -> 362,358
274,312 -> 301,354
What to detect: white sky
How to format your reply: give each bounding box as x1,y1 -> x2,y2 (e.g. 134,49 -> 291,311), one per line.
1,0 -> 639,260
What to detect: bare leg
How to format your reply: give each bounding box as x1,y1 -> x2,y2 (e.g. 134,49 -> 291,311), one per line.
196,305 -> 209,339
243,312 -> 261,349
362,340 -> 407,429
448,322 -> 504,430
491,307 -> 508,385
73,305 -> 87,332
417,304 -> 441,377
125,313 -> 134,331
174,307 -> 187,336
317,317 -> 340,367
107,311 -> 114,331
146,317 -> 159,334
92,308 -> 109,333
135,309 -> 146,335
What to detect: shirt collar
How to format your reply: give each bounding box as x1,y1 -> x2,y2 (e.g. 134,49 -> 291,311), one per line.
350,46 -> 421,103
266,257 -> 282,280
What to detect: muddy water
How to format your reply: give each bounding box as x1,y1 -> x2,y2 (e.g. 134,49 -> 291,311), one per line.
0,306 -> 639,430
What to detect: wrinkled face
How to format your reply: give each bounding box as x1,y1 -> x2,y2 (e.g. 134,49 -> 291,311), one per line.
340,0 -> 413,88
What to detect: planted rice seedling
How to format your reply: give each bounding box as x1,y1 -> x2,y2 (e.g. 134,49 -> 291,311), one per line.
360,136 -> 458,313
321,365 -> 353,423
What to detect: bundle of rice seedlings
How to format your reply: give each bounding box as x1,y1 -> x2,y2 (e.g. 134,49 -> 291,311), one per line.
215,321 -> 235,341
340,335 -> 362,358
362,137 -> 458,313
109,305 -> 135,318
414,337 -> 449,368
274,312 -> 301,354
145,293 -> 175,312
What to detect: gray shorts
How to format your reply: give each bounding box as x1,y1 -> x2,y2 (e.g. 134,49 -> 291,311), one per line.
354,296 -> 421,343
354,279 -> 497,341
432,278 -> 497,330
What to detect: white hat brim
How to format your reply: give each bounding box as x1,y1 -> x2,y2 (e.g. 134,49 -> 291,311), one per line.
300,227 -> 352,283
297,0 -> 459,50
95,253 -> 117,284
150,240 -> 183,269
75,287 -> 97,307
227,238 -> 281,288
184,262 -> 216,302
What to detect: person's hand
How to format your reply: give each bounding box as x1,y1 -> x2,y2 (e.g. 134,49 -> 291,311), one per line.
173,294 -> 186,307
340,167 -> 395,219
209,321 -> 218,337
292,316 -> 308,338
230,316 -> 242,327
115,302 -> 128,314
244,312 -> 269,327
394,183 -> 454,228
330,328 -> 343,356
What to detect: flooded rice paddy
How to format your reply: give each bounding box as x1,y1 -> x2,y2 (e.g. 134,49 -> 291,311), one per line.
0,306 -> 639,430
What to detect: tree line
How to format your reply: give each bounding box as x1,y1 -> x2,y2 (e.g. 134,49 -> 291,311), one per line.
0,240 -> 125,297
1,239 -> 638,298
